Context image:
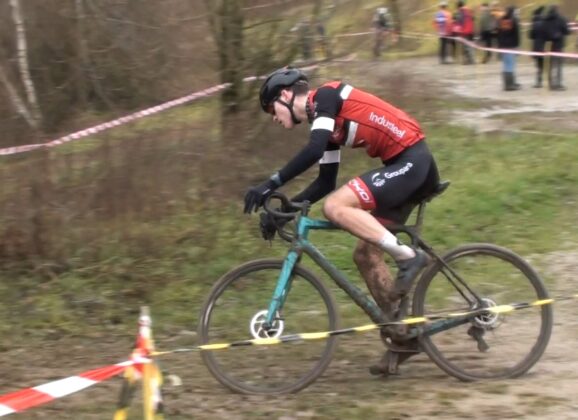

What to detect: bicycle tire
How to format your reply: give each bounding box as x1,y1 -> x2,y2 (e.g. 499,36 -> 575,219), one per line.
413,243 -> 553,381
198,258 -> 339,394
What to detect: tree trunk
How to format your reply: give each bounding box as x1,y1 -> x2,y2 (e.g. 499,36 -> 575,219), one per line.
74,0 -> 89,108
0,64 -> 38,129
9,0 -> 43,129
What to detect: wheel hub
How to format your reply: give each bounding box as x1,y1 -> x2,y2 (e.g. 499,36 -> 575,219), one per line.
472,298 -> 501,329
250,310 -> 284,339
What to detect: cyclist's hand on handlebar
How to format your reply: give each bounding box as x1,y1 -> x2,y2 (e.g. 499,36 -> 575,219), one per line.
243,180 -> 277,214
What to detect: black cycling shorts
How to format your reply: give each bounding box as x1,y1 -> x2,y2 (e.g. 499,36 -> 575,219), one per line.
346,139 -> 440,224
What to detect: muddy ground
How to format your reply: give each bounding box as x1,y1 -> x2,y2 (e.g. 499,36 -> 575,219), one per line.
1,56 -> 578,419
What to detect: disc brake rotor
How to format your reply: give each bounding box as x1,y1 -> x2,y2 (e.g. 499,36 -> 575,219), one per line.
472,298 -> 502,329
250,310 -> 284,339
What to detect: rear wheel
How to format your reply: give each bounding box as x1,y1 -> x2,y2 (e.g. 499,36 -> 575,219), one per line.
199,259 -> 339,394
413,243 -> 552,381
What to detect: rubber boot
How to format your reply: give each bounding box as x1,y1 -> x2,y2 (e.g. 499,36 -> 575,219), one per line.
533,73 -> 543,88
511,73 -> 521,90
504,72 -> 520,91
550,58 -> 566,91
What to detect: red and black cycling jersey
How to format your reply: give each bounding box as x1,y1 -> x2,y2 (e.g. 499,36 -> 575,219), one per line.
308,81 -> 424,161
276,82 -> 425,202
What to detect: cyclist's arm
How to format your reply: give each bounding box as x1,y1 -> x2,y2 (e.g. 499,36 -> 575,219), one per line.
291,142 -> 340,204
272,86 -> 342,188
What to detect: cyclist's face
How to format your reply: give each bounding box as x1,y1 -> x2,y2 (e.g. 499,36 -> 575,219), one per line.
270,90 -> 294,129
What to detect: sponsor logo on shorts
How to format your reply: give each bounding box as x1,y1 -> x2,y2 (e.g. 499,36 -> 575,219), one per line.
348,178 -> 373,203
371,162 -> 413,187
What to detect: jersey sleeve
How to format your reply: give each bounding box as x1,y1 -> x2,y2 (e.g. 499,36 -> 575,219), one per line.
291,142 -> 340,204
276,86 -> 343,185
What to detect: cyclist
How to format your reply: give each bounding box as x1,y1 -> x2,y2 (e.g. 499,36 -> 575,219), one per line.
372,7 -> 393,58
244,67 -> 440,374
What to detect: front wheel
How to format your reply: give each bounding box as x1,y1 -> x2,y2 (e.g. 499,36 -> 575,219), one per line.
413,243 -> 553,381
199,259 -> 339,394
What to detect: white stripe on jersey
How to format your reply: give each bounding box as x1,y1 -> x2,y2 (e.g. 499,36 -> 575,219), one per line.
340,84 -> 353,99
311,117 -> 335,132
319,150 -> 341,164
345,121 -> 358,147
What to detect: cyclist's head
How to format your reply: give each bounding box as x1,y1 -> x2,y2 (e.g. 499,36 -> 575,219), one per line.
259,67 -> 309,114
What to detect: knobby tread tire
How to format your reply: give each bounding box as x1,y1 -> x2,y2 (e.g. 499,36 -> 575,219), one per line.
198,258 -> 339,394
412,243 -> 553,381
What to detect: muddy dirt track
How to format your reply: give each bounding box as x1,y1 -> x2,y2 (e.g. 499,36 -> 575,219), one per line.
1,56 -> 578,419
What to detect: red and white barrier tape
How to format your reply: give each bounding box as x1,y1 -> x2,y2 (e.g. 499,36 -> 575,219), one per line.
457,36 -> 578,59
1,28 -> 577,158
0,83 -> 231,157
0,358 -> 149,417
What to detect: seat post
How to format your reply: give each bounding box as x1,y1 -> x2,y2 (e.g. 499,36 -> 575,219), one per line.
414,202 -> 427,234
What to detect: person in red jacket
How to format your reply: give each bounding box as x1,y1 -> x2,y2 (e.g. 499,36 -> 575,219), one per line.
456,0 -> 476,64
244,68 -> 441,375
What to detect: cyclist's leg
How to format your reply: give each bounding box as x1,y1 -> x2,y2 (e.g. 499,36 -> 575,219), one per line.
323,141 -> 432,255
352,239 -> 395,316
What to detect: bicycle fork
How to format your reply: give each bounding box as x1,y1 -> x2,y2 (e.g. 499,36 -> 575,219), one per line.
263,250 -> 300,331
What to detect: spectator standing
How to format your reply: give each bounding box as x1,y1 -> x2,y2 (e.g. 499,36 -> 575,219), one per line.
497,6 -> 521,91
478,3 -> 500,63
542,5 -> 570,91
433,1 -> 453,64
490,1 -> 505,26
449,10 -> 461,61
372,7 -> 393,58
456,0 -> 476,64
529,6 -> 547,88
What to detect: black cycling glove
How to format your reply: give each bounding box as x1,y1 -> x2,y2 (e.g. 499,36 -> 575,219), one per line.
243,178 -> 279,214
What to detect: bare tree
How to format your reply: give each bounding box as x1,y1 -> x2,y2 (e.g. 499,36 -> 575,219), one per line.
8,0 -> 42,129
0,64 -> 38,128
204,0 -> 246,115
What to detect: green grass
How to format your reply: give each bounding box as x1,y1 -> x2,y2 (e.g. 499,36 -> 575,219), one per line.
0,0 -> 576,340
2,125 -> 576,339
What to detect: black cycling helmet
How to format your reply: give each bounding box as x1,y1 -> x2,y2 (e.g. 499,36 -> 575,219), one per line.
259,67 -> 309,113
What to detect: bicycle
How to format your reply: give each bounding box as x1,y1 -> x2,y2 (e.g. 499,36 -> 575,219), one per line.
198,181 -> 553,394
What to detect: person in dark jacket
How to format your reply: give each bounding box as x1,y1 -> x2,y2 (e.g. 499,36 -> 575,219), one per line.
478,2 -> 500,63
529,6 -> 547,88
542,5 -> 570,91
497,6 -> 521,91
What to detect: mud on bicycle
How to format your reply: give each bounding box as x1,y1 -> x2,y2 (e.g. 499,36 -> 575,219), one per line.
199,183 -> 553,394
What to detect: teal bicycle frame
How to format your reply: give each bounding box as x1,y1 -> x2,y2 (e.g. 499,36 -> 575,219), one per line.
264,215 -> 388,328
263,214 -> 472,338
